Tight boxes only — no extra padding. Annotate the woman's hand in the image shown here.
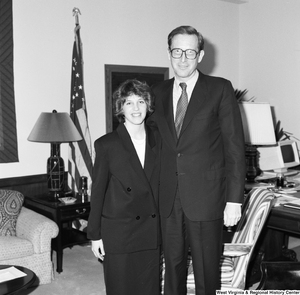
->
[91,239,105,261]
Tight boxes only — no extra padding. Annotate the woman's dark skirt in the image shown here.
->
[103,247,161,295]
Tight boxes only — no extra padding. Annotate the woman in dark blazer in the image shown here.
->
[87,79,161,295]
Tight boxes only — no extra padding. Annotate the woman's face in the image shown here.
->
[122,94,147,126]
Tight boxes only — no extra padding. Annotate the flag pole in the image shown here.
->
[72,8,81,58]
[72,7,81,25]
[69,7,93,198]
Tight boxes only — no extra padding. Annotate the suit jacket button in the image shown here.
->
[127,187,132,192]
[152,214,156,218]
[136,216,140,220]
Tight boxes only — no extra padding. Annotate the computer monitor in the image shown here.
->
[257,140,300,175]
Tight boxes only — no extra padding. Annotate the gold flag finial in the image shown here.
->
[72,8,81,25]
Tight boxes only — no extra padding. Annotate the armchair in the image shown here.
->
[185,188,275,293]
[0,190,59,284]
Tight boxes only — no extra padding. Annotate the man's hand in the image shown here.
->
[223,203,241,227]
[91,239,105,261]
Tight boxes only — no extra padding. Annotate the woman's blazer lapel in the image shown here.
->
[116,124,157,192]
[144,125,158,184]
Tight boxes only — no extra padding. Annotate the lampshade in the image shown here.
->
[28,110,82,143]
[239,102,276,145]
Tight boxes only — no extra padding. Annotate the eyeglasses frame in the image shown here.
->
[169,48,200,60]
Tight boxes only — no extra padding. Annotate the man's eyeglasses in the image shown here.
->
[170,48,199,60]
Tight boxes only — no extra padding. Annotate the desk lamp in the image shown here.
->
[28,110,82,200]
[239,102,277,182]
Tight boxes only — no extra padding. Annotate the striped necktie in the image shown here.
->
[175,82,188,137]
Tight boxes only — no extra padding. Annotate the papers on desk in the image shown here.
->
[251,174,300,195]
[273,189,300,208]
[0,266,27,283]
[245,181,274,191]
[273,194,298,207]
[256,170,300,180]
[283,176,300,193]
[283,199,300,210]
[249,173,300,207]
[256,172,277,181]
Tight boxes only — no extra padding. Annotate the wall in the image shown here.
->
[0,0,239,178]
[239,0,300,141]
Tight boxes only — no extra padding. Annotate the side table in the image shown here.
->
[0,265,36,294]
[24,194,90,273]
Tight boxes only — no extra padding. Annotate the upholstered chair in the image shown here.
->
[0,190,59,284]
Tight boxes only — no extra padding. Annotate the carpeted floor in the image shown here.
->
[17,242,300,294]
[19,244,106,295]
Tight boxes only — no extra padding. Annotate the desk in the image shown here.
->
[260,203,300,261]
[268,205,300,236]
[246,193,300,286]
[24,195,90,273]
[247,178,300,247]
[248,191,300,274]
[0,265,36,295]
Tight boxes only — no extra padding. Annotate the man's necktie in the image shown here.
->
[175,82,188,137]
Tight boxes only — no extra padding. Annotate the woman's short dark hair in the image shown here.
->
[113,79,154,123]
[168,25,205,52]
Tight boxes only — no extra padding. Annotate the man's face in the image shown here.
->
[168,34,204,82]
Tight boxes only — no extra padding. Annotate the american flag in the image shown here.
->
[68,24,93,197]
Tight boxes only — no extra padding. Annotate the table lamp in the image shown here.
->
[28,110,82,200]
[239,102,277,182]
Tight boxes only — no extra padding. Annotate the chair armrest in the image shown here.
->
[16,207,59,254]
[223,243,252,257]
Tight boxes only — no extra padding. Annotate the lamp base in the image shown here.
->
[245,145,262,182]
[48,191,65,202]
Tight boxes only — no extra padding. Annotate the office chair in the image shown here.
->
[185,188,275,293]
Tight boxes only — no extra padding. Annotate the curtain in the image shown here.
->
[0,0,18,163]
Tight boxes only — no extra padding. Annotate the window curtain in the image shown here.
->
[0,0,18,163]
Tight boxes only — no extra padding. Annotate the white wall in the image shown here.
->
[239,0,300,141]
[0,0,239,178]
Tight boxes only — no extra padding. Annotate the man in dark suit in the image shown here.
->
[148,26,246,294]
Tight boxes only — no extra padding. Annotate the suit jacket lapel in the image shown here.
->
[144,125,157,183]
[159,73,209,143]
[161,79,178,143]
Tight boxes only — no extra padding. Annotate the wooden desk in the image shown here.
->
[268,205,300,236]
[246,195,300,286]
[260,204,300,261]
[246,182,300,257]
[24,195,90,273]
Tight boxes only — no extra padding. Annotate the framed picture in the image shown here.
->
[105,64,169,132]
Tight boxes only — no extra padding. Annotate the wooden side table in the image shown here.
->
[24,194,90,273]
